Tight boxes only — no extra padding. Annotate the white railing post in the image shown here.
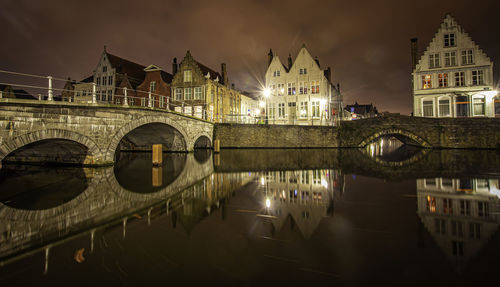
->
[182,102,185,114]
[123,87,128,106]
[92,83,97,104]
[148,90,152,108]
[166,96,170,110]
[47,76,53,101]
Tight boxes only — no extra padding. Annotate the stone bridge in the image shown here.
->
[0,99,213,166]
[215,114,500,149]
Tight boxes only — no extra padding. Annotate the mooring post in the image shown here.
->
[152,144,163,166]
[214,139,220,153]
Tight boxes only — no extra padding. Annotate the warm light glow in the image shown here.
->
[255,108,261,115]
[261,177,265,185]
[321,179,328,188]
[477,90,498,97]
[259,101,265,108]
[263,88,271,98]
[280,88,284,93]
[265,198,271,208]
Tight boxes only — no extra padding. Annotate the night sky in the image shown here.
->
[1,0,499,115]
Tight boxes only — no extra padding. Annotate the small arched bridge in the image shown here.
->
[0,99,213,166]
[214,114,500,149]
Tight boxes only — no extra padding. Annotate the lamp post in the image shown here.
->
[263,88,271,124]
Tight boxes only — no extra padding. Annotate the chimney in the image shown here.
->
[172,58,178,74]
[268,49,273,67]
[325,67,331,82]
[314,56,320,67]
[411,38,418,71]
[287,54,292,70]
[221,63,228,86]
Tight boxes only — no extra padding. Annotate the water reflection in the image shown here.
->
[257,170,344,239]
[365,136,423,164]
[417,177,500,269]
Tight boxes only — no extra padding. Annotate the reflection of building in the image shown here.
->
[264,45,343,125]
[412,14,498,118]
[417,178,500,268]
[257,169,345,239]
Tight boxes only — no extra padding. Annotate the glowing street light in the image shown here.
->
[262,88,271,124]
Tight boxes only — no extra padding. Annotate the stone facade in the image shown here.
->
[0,99,214,166]
[170,50,249,122]
[264,45,343,125]
[412,14,498,118]
[215,114,500,149]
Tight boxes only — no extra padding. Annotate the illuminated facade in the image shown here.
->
[412,14,498,118]
[416,177,500,267]
[264,45,343,125]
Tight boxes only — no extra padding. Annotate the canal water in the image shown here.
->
[1,138,500,286]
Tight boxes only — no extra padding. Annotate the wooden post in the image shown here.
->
[152,144,163,166]
[152,166,162,187]
[214,139,220,153]
[214,153,220,166]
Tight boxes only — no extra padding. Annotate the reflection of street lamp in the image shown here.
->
[263,88,271,124]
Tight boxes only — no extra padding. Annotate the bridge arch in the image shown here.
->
[0,129,103,165]
[193,134,212,149]
[358,129,431,148]
[106,116,190,162]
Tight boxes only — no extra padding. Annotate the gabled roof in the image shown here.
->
[195,60,223,84]
[104,51,146,87]
[143,64,174,84]
[80,75,94,83]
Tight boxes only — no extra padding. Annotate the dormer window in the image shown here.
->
[150,81,156,92]
[299,68,307,75]
[273,71,280,77]
[184,70,192,82]
[444,33,455,47]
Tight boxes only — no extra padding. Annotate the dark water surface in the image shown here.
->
[1,142,500,286]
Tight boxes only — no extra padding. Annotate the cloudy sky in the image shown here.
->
[1,0,499,114]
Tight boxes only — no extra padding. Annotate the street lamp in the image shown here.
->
[263,88,271,124]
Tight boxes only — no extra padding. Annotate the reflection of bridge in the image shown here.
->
[0,153,214,264]
[0,99,213,166]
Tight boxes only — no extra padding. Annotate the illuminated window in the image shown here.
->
[423,100,433,117]
[473,96,485,116]
[184,87,192,100]
[184,70,192,82]
[311,81,320,94]
[287,82,296,95]
[175,88,182,100]
[312,101,320,117]
[444,51,456,66]
[429,53,440,68]
[422,74,432,89]
[444,33,455,47]
[462,49,474,65]
[438,73,448,87]
[300,101,308,117]
[472,70,484,85]
[454,72,465,86]
[150,81,156,92]
[194,87,202,100]
[438,99,450,117]
[299,81,308,94]
[426,196,436,213]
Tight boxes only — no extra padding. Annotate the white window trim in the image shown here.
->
[422,98,435,117]
[437,96,452,117]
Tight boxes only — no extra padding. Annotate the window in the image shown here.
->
[150,81,156,92]
[159,96,165,108]
[102,76,106,86]
[429,53,440,68]
[444,51,456,66]
[438,99,450,117]
[312,101,320,117]
[422,74,432,89]
[300,101,308,117]
[107,90,112,101]
[469,223,481,239]
[311,81,320,94]
[460,200,471,216]
[462,49,473,65]
[472,70,484,85]
[184,70,192,82]
[443,198,453,214]
[495,96,500,117]
[141,98,146,106]
[103,66,107,72]
[299,68,307,75]
[444,33,455,47]
[455,72,465,87]
[451,221,464,237]
[426,196,436,212]
[478,202,489,217]
[438,73,448,87]
[435,219,447,235]
[175,88,182,100]
[194,87,202,100]
[423,100,434,117]
[273,70,280,77]
[278,103,285,118]
[267,103,276,119]
[287,82,296,95]
[473,96,485,116]
[96,77,101,85]
[299,81,308,94]
[184,87,192,100]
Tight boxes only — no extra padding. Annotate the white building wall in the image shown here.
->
[412,14,497,118]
